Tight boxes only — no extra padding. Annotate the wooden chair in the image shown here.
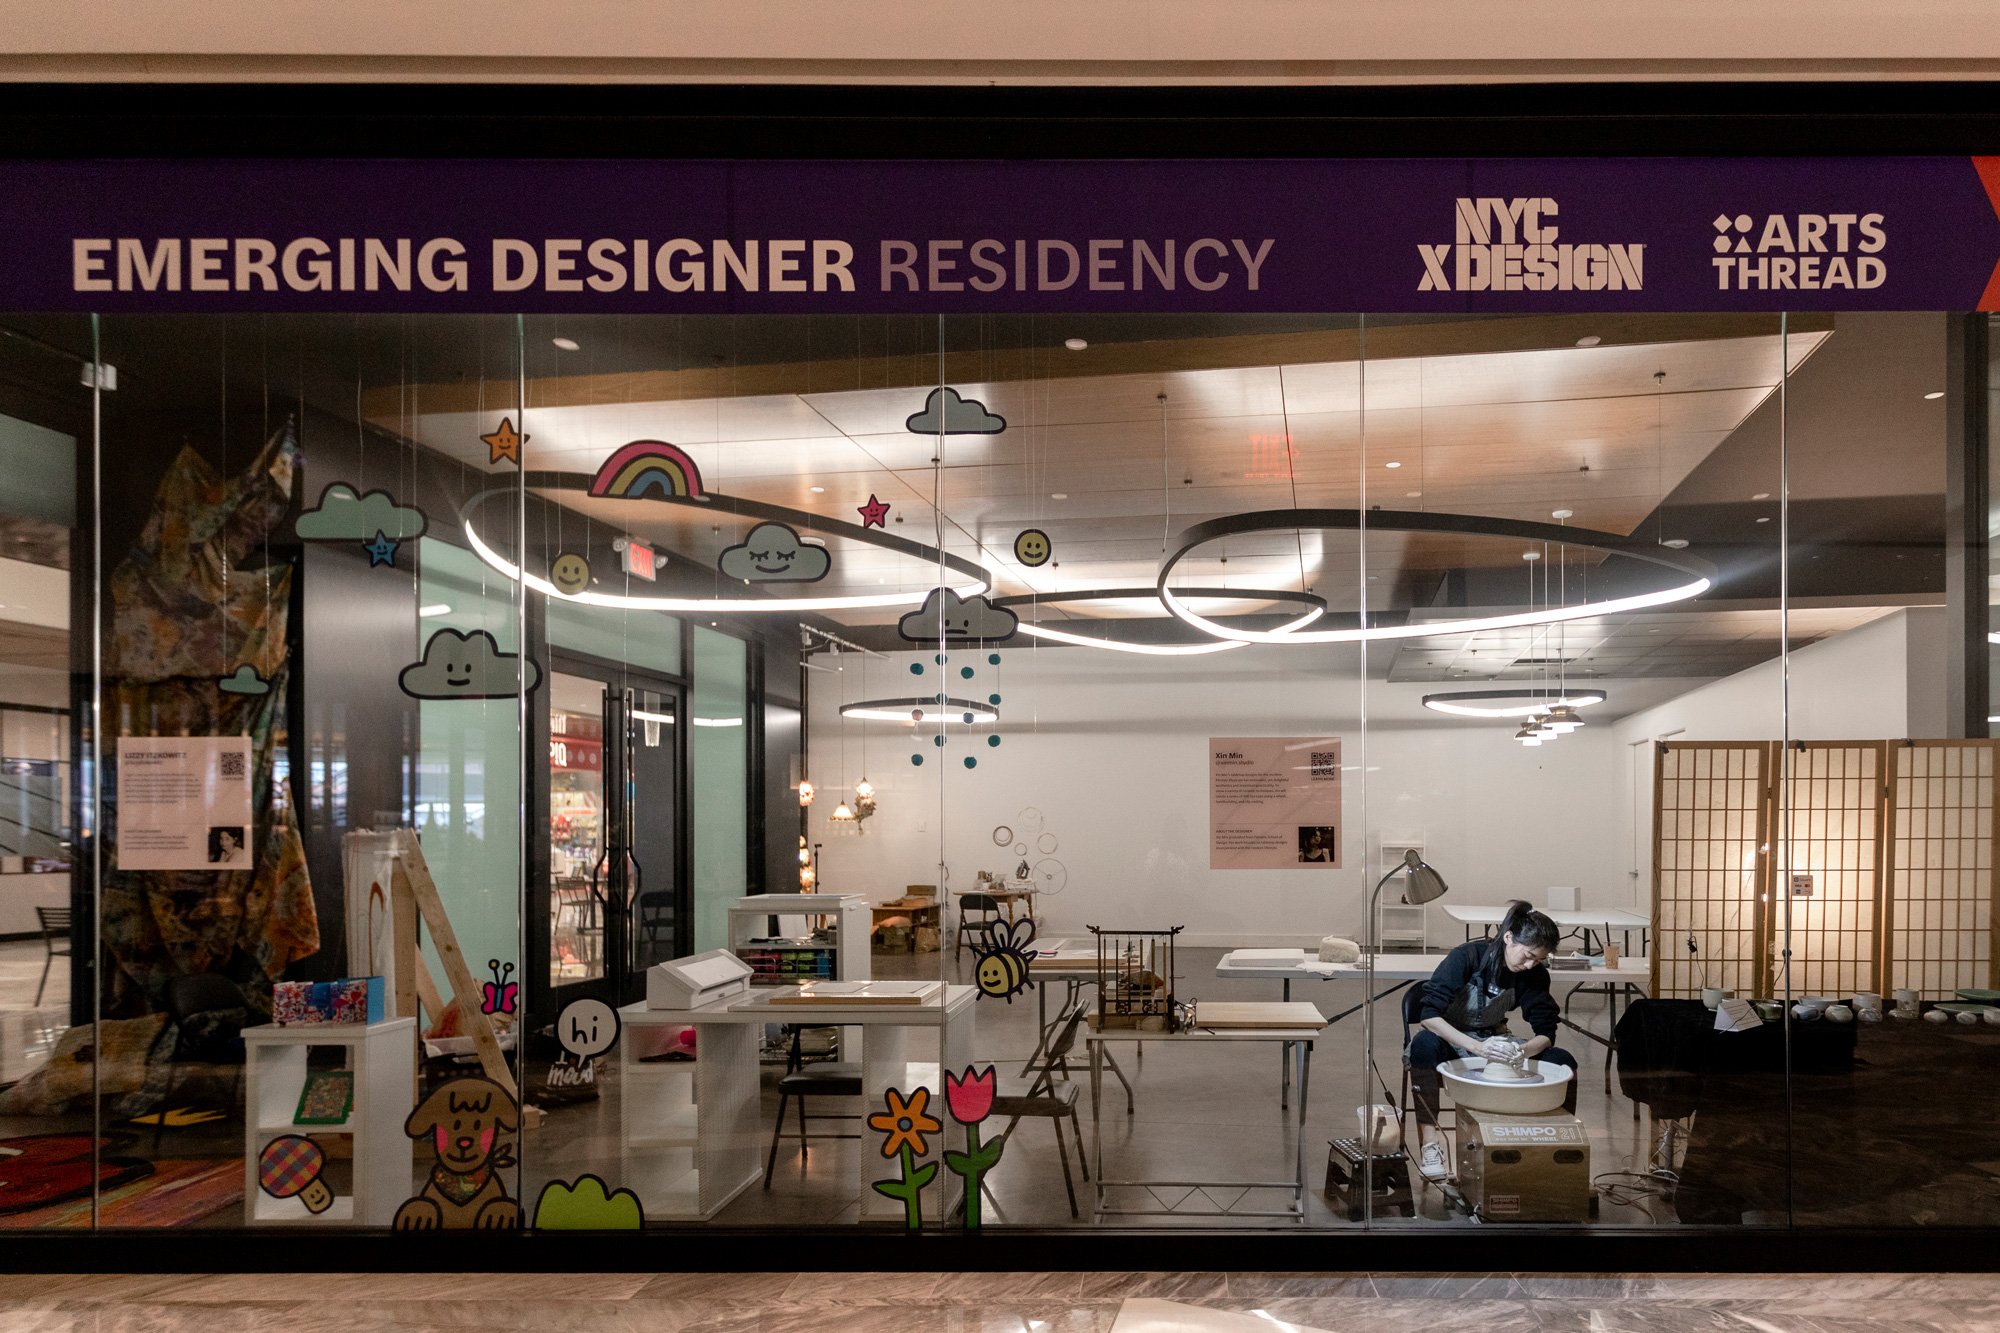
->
[954,892,1002,964]
[34,905,70,1007]
[989,1002,1092,1217]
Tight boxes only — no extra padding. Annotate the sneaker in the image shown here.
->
[1418,1141,1450,1182]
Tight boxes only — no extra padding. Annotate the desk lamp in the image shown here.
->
[1362,848,1448,1206]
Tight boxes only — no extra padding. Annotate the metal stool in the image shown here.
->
[1324,1137,1415,1221]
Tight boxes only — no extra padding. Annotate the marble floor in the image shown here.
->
[2,1270,1999,1333]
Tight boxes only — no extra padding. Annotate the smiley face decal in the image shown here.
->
[549,552,592,596]
[1013,528,1053,568]
[399,628,543,700]
[716,522,831,583]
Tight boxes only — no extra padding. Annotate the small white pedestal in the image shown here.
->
[242,1017,416,1227]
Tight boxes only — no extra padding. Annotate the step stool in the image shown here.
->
[1324,1136,1415,1221]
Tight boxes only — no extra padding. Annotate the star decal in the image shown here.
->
[857,493,891,529]
[363,530,399,567]
[481,416,526,466]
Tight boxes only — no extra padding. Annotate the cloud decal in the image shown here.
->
[897,588,1019,644]
[716,522,831,583]
[296,483,428,542]
[218,665,272,696]
[905,387,1006,436]
[399,628,542,700]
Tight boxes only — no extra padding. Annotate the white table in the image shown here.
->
[1087,1002,1326,1223]
[1216,950,1653,1052]
[1444,904,1653,954]
[620,984,976,1221]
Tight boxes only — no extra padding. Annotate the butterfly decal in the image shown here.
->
[481,959,518,1016]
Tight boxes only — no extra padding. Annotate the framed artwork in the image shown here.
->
[294,1069,355,1125]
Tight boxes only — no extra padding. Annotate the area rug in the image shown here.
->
[0,1148,240,1228]
[0,1133,152,1216]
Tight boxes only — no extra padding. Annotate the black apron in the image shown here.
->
[1442,954,1515,1038]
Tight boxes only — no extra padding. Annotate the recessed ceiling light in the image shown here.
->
[1384,461,1402,469]
[1924,391,1945,400]
[809,485,825,494]
[1063,338,1088,352]
[1752,492,1771,500]
[551,336,580,351]
[1404,491,1422,498]
[1575,335,1602,347]
[1051,492,1068,500]
[1756,516,1771,524]
[1521,550,1542,562]
[1551,509,1573,520]
[1661,538,1690,549]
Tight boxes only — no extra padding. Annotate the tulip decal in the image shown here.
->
[868,1086,941,1229]
[941,1065,1006,1230]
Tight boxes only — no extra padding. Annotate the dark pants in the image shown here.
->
[1406,1031,1579,1123]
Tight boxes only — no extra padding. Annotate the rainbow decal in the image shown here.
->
[588,440,707,501]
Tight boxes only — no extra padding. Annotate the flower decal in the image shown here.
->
[944,1066,996,1126]
[867,1086,942,1160]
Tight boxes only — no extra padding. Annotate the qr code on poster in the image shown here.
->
[1310,750,1339,777]
[219,750,247,778]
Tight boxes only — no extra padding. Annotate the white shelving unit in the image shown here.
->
[726,893,870,986]
[619,1010,759,1220]
[242,1017,416,1227]
[1375,840,1431,952]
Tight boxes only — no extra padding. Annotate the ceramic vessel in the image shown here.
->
[1438,1057,1572,1114]
[1924,1008,1950,1023]
[1826,1004,1855,1023]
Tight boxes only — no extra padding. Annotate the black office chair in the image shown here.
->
[154,973,251,1153]
[34,905,70,1007]
[762,1027,863,1187]
[989,1001,1093,1218]
[954,893,1002,965]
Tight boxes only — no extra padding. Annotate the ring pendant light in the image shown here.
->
[460,474,996,614]
[841,697,1000,724]
[1420,688,1609,718]
[1155,508,1714,646]
[991,586,1329,656]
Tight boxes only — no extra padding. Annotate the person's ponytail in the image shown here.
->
[1500,899,1560,954]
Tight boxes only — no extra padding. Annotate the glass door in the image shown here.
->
[544,661,684,1016]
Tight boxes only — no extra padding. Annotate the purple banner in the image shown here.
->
[0,157,1996,313]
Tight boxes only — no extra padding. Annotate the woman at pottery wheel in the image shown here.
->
[1407,900,1577,1182]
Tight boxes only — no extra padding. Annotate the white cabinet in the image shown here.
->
[242,1017,416,1227]
[617,1009,760,1220]
[726,893,870,987]
[1375,840,1430,952]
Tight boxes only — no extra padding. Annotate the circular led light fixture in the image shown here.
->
[461,474,996,613]
[841,696,999,725]
[1422,689,1608,719]
[1157,509,1713,646]
[991,586,1327,656]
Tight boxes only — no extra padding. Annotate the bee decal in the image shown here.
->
[972,919,1038,1003]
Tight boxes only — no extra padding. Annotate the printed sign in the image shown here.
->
[2,158,1997,313]
[115,736,254,871]
[1208,736,1343,871]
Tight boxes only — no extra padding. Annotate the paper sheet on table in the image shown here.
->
[1714,997,1763,1031]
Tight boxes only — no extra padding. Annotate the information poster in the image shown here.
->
[116,736,254,871]
[1209,736,1343,870]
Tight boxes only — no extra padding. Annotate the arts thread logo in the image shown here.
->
[1417,197,1644,293]
[1709,212,1886,291]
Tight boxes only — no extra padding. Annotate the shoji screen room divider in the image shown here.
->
[1652,739,1999,1000]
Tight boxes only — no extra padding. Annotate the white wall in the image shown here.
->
[1611,607,1941,746]
[808,645,1628,947]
